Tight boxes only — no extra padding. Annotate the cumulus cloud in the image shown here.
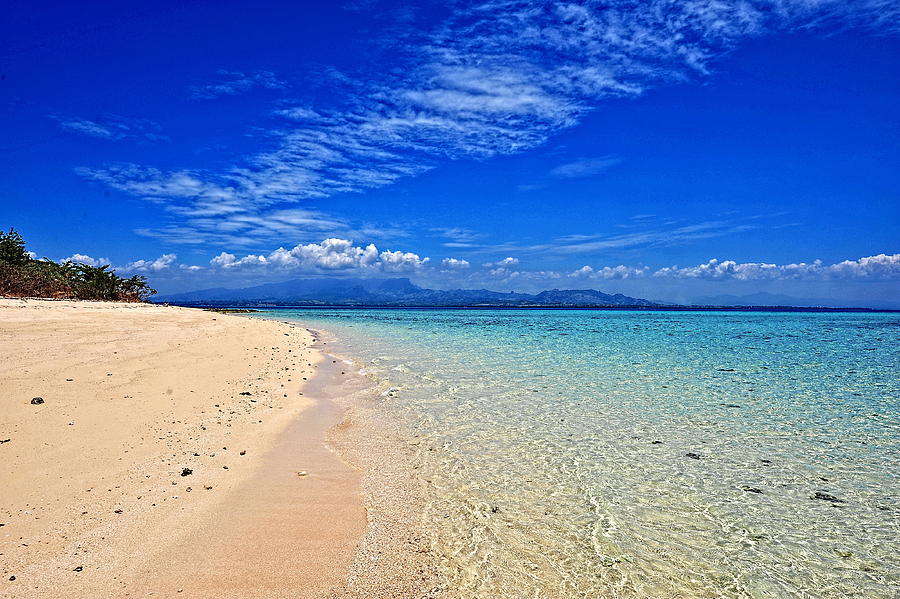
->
[570,264,649,279]
[442,257,471,269]
[654,254,900,280]
[59,252,186,273]
[483,257,520,268]
[124,254,178,272]
[209,238,428,273]
[61,253,111,267]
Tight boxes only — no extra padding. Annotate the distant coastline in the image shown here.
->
[166,302,900,313]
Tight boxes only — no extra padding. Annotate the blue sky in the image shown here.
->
[2,0,899,306]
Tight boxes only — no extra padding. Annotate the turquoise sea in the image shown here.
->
[259,309,899,598]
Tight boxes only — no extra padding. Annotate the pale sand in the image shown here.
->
[0,299,366,598]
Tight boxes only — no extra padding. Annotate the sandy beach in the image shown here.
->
[0,299,368,598]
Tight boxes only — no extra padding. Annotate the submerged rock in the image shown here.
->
[742,486,763,494]
[812,491,844,503]
[685,452,701,460]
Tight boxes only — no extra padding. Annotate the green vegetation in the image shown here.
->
[0,228,156,302]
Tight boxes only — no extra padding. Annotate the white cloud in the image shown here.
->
[483,257,520,268]
[550,156,621,179]
[190,70,285,100]
[51,114,166,142]
[123,254,178,272]
[571,264,649,279]
[828,253,900,278]
[274,106,323,121]
[77,2,900,246]
[61,253,111,267]
[59,253,186,273]
[654,254,900,280]
[209,238,428,273]
[442,257,471,269]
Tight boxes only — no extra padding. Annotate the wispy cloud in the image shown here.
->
[550,156,621,178]
[51,114,167,142]
[190,69,286,100]
[78,1,900,245]
[548,220,757,253]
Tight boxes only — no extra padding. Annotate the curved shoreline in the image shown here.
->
[0,299,370,598]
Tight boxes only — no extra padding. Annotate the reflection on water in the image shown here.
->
[260,309,900,598]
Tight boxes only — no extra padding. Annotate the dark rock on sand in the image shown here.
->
[180,468,193,477]
[0,439,10,444]
[73,566,83,572]
[812,491,844,503]
[239,391,252,396]
[30,397,44,405]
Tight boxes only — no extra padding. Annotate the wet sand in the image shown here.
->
[0,299,368,598]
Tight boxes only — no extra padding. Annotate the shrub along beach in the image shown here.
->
[0,229,155,302]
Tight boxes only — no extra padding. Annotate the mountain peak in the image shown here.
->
[155,277,658,307]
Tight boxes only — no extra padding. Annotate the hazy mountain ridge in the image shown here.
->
[154,277,661,307]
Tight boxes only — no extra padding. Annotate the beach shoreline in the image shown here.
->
[0,298,378,598]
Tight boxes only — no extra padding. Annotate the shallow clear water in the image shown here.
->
[258,309,899,598]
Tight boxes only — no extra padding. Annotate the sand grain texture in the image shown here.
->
[0,299,365,598]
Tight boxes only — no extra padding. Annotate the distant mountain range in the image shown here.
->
[154,277,661,307]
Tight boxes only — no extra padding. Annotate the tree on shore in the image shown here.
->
[0,228,157,302]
